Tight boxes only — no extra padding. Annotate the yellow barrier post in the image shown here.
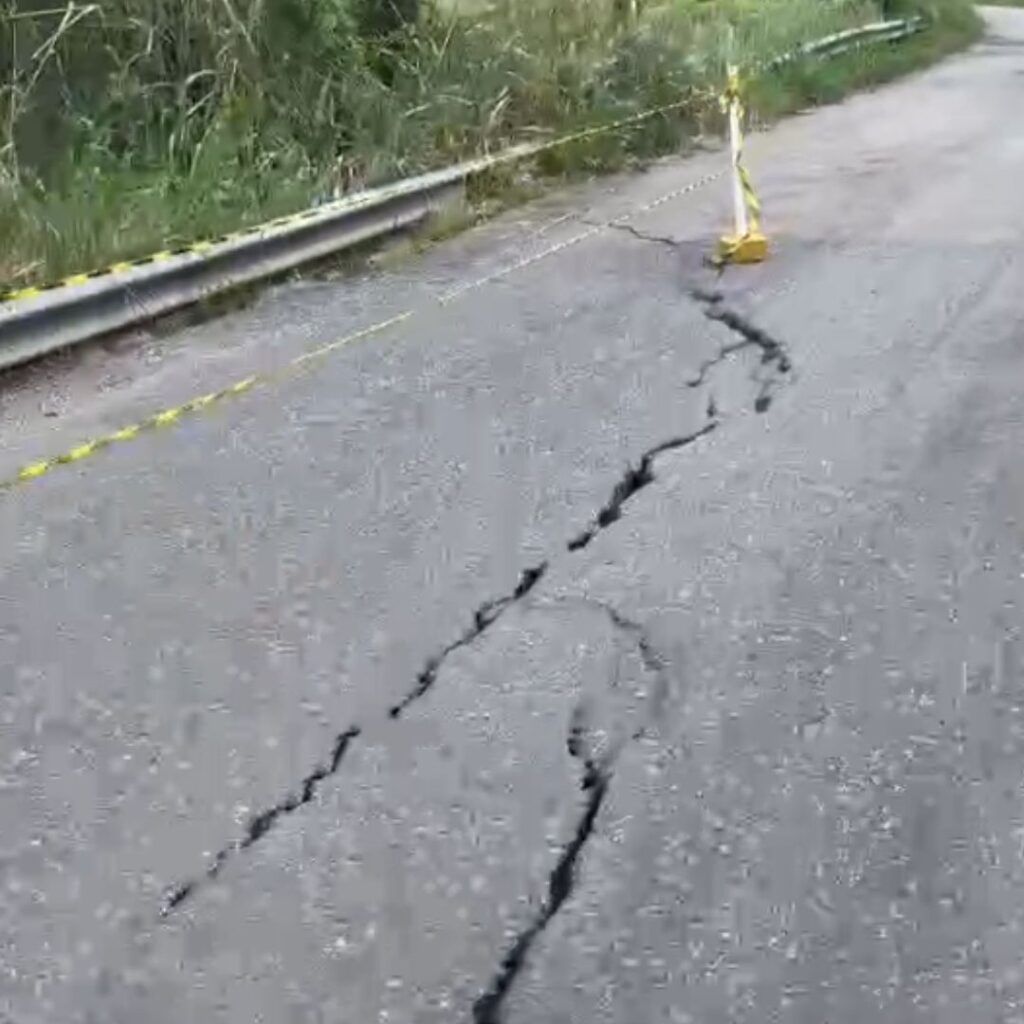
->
[717,66,768,265]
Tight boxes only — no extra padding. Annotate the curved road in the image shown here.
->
[3,8,1024,1021]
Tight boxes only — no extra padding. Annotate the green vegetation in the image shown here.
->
[747,0,981,121]
[0,0,980,291]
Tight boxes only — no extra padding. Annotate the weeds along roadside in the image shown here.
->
[0,0,981,291]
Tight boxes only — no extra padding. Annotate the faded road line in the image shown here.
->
[2,170,722,495]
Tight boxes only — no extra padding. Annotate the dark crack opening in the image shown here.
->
[473,601,667,1023]
[161,239,793,922]
[604,605,668,681]
[472,774,608,1024]
[608,219,794,415]
[689,287,792,414]
[159,725,361,917]
[567,705,602,793]
[567,421,718,552]
[389,561,548,719]
[607,222,683,250]
[474,706,612,1024]
[162,563,549,917]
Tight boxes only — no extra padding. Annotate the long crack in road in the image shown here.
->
[160,280,787,920]
[3,8,1024,1023]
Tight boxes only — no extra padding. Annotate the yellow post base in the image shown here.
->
[716,231,769,265]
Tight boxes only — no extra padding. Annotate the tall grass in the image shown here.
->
[0,0,976,289]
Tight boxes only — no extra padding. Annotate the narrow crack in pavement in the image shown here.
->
[160,725,361,917]
[389,562,549,719]
[471,775,608,1024]
[473,605,667,1024]
[608,220,793,413]
[159,565,549,917]
[567,421,718,552]
[603,605,669,682]
[467,271,796,1015]
[689,287,792,413]
[605,222,683,250]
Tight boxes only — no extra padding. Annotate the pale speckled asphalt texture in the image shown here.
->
[3,9,1024,1021]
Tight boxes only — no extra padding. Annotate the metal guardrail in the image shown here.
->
[0,18,924,373]
[0,147,546,372]
[765,17,924,70]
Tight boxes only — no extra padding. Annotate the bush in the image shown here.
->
[357,0,421,39]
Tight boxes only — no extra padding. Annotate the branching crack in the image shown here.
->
[689,287,792,414]
[160,250,793,924]
[600,219,794,414]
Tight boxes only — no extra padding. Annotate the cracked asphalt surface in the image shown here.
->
[3,7,1024,1020]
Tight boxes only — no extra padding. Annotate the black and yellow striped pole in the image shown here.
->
[716,66,769,265]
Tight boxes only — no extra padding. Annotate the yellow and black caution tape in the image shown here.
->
[737,164,762,234]
[11,375,262,482]
[2,21,917,305]
[711,68,768,267]
[0,99,702,309]
[0,210,339,307]
[727,71,763,238]
[1,170,721,493]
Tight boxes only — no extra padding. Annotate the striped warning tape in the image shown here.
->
[0,17,929,492]
[11,376,262,482]
[0,98,703,309]
[1,169,722,493]
[728,72,763,237]
[0,209,362,306]
[0,19,924,307]
[712,68,767,267]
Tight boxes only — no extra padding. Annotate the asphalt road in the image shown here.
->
[3,8,1024,1021]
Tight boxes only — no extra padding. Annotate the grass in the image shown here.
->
[747,0,982,120]
[0,0,981,291]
